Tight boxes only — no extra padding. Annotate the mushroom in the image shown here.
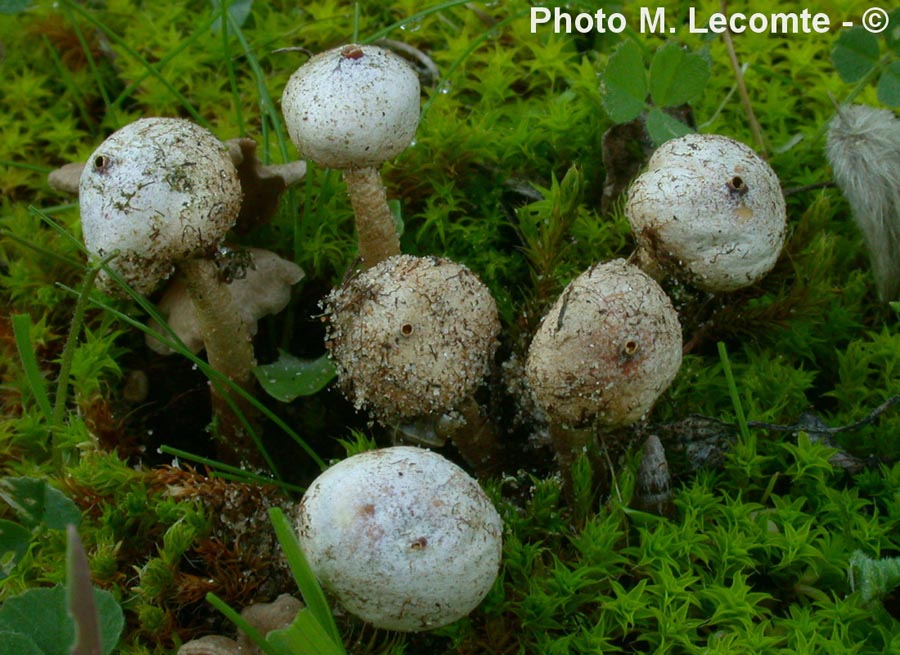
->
[281,44,420,268]
[78,117,266,464]
[295,446,503,632]
[625,133,787,292]
[525,259,682,483]
[324,254,503,472]
[146,247,304,355]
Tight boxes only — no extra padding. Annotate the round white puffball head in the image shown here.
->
[325,254,500,423]
[295,446,503,632]
[79,117,241,296]
[626,133,786,292]
[525,259,682,428]
[281,44,420,169]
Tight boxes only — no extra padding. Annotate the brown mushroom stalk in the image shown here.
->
[343,166,401,265]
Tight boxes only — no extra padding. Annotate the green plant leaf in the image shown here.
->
[210,0,253,35]
[0,520,31,581]
[253,352,336,403]
[0,478,81,530]
[268,508,344,649]
[649,43,710,108]
[603,40,648,123]
[877,60,900,106]
[0,587,122,655]
[0,0,30,14]
[267,608,346,655]
[832,27,880,82]
[0,632,44,655]
[11,314,52,422]
[887,8,900,53]
[645,108,693,146]
[0,588,73,655]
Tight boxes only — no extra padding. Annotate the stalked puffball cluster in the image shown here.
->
[525,259,682,428]
[626,133,787,292]
[324,254,500,424]
[79,117,242,296]
[295,446,503,632]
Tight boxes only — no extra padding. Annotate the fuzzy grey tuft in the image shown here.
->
[826,104,900,301]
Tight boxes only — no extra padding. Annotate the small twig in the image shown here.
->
[747,396,900,435]
[720,1,768,156]
[375,38,440,85]
[783,181,835,197]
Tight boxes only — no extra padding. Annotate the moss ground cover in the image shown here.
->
[1,0,899,653]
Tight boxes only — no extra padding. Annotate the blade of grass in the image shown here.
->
[362,0,473,43]
[56,283,325,471]
[159,445,305,493]
[42,35,94,129]
[56,280,282,475]
[269,507,343,647]
[717,341,752,443]
[109,11,222,116]
[51,253,117,431]
[60,1,115,120]
[219,0,245,135]
[0,229,85,270]
[11,313,53,423]
[419,10,528,120]
[224,9,290,162]
[206,593,286,655]
[32,205,327,471]
[61,0,209,127]
[267,609,346,655]
[0,160,54,174]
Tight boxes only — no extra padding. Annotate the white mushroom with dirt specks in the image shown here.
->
[525,259,682,429]
[79,117,291,465]
[625,133,787,292]
[282,44,420,268]
[325,253,500,424]
[295,446,503,632]
[79,117,242,297]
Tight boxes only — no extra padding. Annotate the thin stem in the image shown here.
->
[51,253,117,468]
[179,258,263,468]
[343,167,401,268]
[720,1,767,156]
[450,396,505,477]
[549,423,599,503]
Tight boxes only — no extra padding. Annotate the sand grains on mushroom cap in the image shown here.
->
[79,117,241,295]
[626,133,786,292]
[525,259,682,428]
[324,254,500,422]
